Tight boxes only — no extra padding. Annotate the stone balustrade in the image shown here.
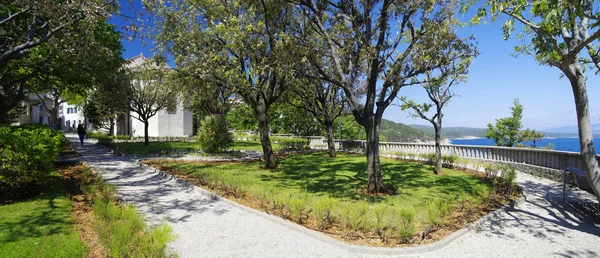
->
[308,137,594,182]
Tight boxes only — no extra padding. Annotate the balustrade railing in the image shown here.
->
[309,138,593,172]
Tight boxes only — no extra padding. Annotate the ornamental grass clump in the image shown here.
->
[425,199,450,229]
[312,197,339,230]
[396,207,417,243]
[288,194,310,224]
[338,202,369,233]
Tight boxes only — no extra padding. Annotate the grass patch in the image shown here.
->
[104,140,279,154]
[0,177,87,258]
[145,152,512,247]
[77,166,176,257]
[230,141,280,151]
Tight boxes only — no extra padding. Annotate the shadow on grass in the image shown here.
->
[0,184,74,245]
[255,152,485,202]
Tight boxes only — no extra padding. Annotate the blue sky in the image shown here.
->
[109,3,600,130]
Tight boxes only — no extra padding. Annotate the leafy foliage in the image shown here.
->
[0,125,64,191]
[197,115,233,154]
[485,99,523,147]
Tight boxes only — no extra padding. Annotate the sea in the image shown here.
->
[449,138,600,153]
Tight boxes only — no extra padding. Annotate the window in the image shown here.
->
[66,120,70,128]
[67,108,73,114]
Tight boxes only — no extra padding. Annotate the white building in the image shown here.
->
[60,103,85,131]
[115,54,193,137]
[12,93,52,126]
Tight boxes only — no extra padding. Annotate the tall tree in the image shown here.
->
[0,1,120,120]
[485,99,523,147]
[84,70,130,134]
[28,21,124,127]
[289,78,344,157]
[401,43,477,174]
[296,0,477,193]
[465,0,600,201]
[143,0,298,169]
[128,59,177,146]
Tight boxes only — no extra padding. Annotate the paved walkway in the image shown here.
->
[68,134,600,258]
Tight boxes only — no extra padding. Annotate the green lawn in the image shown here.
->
[230,141,279,151]
[156,152,493,237]
[106,140,276,154]
[0,183,87,258]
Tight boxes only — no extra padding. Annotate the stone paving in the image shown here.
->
[68,134,600,258]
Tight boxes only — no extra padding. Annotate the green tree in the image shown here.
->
[227,103,257,131]
[401,38,477,175]
[0,1,120,120]
[28,21,124,127]
[296,0,477,193]
[464,0,600,202]
[128,59,177,146]
[143,0,298,169]
[288,77,344,157]
[84,69,130,134]
[485,99,523,147]
[518,129,545,148]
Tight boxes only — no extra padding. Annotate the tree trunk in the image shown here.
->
[50,98,60,126]
[365,118,386,194]
[256,103,277,169]
[568,68,600,202]
[109,119,115,136]
[326,121,336,158]
[433,123,442,175]
[144,119,149,146]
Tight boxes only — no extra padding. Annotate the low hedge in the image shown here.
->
[0,125,65,190]
[271,137,309,150]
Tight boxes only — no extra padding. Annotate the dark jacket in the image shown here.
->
[77,125,86,135]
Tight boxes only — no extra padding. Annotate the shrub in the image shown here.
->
[196,115,233,154]
[312,197,339,230]
[421,153,436,164]
[272,137,309,151]
[441,155,458,168]
[0,125,64,191]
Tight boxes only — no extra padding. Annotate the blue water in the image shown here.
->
[450,138,600,153]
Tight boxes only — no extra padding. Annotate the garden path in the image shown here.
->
[67,134,600,258]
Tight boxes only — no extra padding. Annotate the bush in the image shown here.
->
[441,155,458,168]
[0,125,64,191]
[272,137,309,151]
[196,115,233,154]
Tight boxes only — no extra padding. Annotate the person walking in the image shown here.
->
[77,124,86,147]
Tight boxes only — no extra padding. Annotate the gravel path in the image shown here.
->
[68,134,600,258]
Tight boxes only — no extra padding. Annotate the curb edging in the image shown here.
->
[139,163,526,256]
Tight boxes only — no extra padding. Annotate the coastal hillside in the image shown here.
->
[409,125,583,139]
[381,120,434,142]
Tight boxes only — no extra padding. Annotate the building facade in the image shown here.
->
[116,54,193,137]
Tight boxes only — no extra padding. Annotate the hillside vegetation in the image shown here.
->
[380,120,434,142]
